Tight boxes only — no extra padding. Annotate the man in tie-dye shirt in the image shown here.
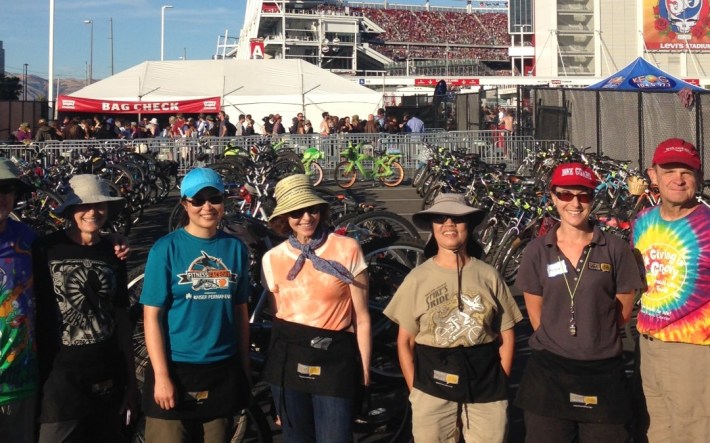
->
[632,138,709,443]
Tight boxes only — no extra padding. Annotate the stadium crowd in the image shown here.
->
[354,8,509,46]
[377,45,507,62]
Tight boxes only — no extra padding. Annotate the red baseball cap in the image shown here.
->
[550,162,598,190]
[652,138,701,170]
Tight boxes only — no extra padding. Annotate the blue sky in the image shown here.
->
[3,0,247,81]
[3,0,474,82]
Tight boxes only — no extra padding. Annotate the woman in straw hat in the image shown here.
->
[514,162,643,442]
[261,174,370,442]
[383,193,522,442]
[32,174,136,442]
[139,168,251,442]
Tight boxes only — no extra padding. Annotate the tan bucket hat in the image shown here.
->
[269,174,327,220]
[412,193,485,230]
[413,193,486,259]
[54,174,126,218]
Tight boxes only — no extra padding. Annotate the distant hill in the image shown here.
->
[5,73,90,100]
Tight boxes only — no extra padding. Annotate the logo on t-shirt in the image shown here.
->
[178,251,238,291]
[642,243,686,300]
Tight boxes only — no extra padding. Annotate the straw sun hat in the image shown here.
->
[54,174,125,218]
[269,174,327,220]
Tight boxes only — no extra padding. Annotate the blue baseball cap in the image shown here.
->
[180,168,225,198]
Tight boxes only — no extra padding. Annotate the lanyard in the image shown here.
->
[558,246,593,336]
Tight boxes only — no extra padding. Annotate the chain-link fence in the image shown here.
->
[531,87,708,178]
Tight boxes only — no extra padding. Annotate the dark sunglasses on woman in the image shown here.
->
[186,195,225,207]
[288,205,320,218]
[553,191,593,204]
[431,214,467,224]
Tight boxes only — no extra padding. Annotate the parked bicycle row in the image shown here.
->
[6,144,179,236]
[412,141,710,287]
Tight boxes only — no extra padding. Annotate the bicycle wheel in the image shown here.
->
[379,161,404,187]
[335,161,357,189]
[421,185,440,210]
[306,161,324,187]
[492,234,532,286]
[167,201,186,231]
[340,210,420,240]
[368,258,410,380]
[411,164,429,189]
[268,159,305,181]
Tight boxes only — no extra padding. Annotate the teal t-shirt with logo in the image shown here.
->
[141,228,249,363]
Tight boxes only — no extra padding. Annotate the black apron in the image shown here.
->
[262,318,360,399]
[515,350,632,423]
[413,341,507,404]
[143,355,250,420]
[40,339,126,423]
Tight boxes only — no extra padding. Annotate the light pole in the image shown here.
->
[23,64,28,101]
[161,5,173,61]
[84,19,93,84]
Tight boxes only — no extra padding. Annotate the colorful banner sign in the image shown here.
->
[414,78,479,86]
[57,96,221,114]
[643,0,710,51]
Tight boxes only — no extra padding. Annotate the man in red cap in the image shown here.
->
[632,138,708,442]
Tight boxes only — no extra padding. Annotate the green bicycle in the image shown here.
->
[334,141,405,189]
[273,139,325,186]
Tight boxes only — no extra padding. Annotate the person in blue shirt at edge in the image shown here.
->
[140,168,251,443]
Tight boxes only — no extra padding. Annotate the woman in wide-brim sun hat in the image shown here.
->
[384,192,522,442]
[139,167,252,442]
[261,174,370,442]
[32,174,135,442]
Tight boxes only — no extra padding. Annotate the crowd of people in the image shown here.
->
[377,45,508,63]
[0,134,706,442]
[9,107,430,144]
[354,8,510,47]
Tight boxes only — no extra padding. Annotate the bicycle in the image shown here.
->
[334,141,405,189]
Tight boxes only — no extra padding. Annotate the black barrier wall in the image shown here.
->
[531,87,708,178]
[0,100,50,141]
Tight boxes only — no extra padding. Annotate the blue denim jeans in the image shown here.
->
[271,385,353,443]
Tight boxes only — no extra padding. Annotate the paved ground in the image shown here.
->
[127,180,639,442]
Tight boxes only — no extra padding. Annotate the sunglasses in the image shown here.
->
[431,214,467,224]
[553,191,593,204]
[186,195,225,207]
[288,205,321,218]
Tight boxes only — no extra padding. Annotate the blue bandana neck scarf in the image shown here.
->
[287,228,355,285]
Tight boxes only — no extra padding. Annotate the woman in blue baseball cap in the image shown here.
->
[140,168,251,442]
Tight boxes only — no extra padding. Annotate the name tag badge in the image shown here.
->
[547,260,568,277]
[297,363,322,378]
[588,262,612,272]
[433,369,459,386]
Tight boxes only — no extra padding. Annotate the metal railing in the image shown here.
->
[1,132,568,177]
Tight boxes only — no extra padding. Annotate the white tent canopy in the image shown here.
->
[67,59,384,124]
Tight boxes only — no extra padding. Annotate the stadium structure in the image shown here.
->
[219,0,710,90]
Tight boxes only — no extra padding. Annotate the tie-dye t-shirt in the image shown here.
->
[633,205,710,344]
[262,233,367,331]
[0,220,37,405]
